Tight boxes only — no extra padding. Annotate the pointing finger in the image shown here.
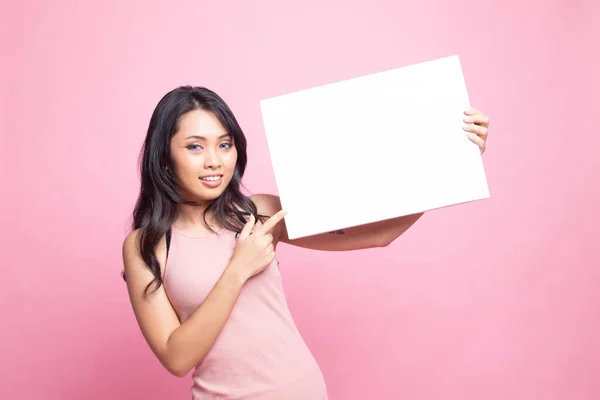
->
[257,209,288,235]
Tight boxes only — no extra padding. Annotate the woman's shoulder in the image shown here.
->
[122,228,168,274]
[122,228,141,257]
[122,228,166,260]
[249,193,282,217]
[122,229,146,273]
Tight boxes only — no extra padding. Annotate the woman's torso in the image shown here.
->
[163,227,328,399]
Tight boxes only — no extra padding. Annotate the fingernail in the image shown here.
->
[463,117,472,123]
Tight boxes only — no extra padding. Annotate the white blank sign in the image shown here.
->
[259,55,489,240]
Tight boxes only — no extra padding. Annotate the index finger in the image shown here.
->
[256,209,288,235]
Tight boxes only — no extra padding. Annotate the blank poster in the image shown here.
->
[259,55,490,240]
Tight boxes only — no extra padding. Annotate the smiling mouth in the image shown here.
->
[199,175,222,182]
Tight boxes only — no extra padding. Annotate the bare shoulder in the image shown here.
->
[122,228,141,264]
[250,193,283,216]
[122,228,168,280]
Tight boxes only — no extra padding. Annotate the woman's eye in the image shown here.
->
[187,144,202,151]
[220,142,233,149]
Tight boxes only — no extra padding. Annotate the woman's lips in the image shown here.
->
[199,175,223,188]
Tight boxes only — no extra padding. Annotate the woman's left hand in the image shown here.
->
[463,108,490,154]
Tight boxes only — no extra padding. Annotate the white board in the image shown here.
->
[259,55,489,240]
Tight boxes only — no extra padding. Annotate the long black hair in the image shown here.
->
[125,86,265,295]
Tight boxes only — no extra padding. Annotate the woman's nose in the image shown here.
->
[204,149,221,169]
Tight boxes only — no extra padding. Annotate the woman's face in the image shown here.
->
[169,109,238,203]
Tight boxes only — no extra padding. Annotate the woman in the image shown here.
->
[122,86,490,399]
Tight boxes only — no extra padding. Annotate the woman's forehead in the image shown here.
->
[176,109,227,138]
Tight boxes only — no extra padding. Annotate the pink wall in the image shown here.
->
[3,0,599,399]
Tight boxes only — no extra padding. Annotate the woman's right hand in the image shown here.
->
[228,209,288,282]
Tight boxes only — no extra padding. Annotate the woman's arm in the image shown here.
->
[122,230,246,377]
[252,194,423,251]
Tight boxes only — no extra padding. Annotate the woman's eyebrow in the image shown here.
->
[184,133,231,140]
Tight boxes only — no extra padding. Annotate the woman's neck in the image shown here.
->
[174,203,218,230]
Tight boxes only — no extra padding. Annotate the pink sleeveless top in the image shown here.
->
[163,227,328,399]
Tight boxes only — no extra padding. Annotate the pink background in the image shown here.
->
[2,0,599,399]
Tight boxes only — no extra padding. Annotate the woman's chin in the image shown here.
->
[196,187,228,202]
